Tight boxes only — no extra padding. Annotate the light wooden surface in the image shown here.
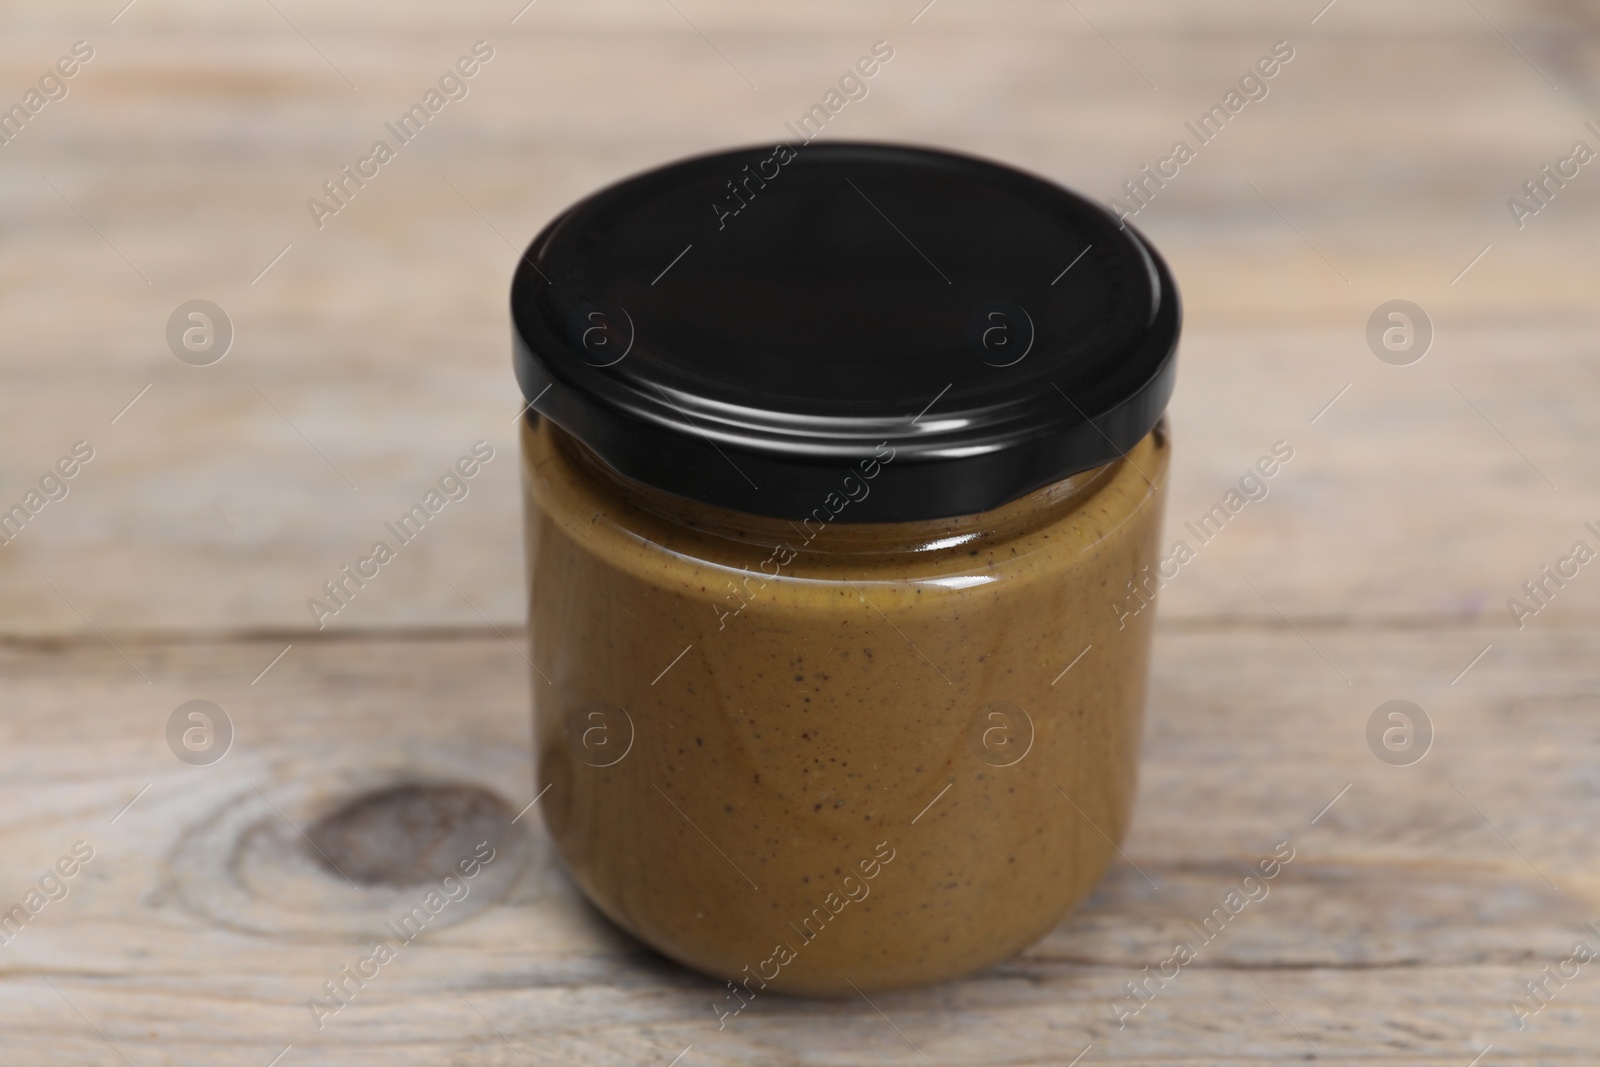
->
[2,0,1598,1063]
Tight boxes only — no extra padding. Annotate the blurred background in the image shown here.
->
[2,1,1598,1064]
[3,0,1597,633]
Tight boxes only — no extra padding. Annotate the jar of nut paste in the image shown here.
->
[512,143,1179,996]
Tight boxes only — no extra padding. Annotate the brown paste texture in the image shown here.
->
[524,417,1169,995]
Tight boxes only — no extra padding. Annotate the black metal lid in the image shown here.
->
[511,141,1180,523]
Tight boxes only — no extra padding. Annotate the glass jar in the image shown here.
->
[512,143,1180,996]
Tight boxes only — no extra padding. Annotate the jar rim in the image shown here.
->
[545,420,1135,561]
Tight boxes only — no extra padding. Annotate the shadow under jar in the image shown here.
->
[512,142,1180,996]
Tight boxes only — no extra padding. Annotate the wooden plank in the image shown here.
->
[1,5,1598,635]
[3,321,1598,635]
[0,626,1594,1064]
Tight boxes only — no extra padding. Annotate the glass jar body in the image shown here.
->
[523,417,1170,995]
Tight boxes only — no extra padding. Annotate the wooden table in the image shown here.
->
[2,0,1597,1063]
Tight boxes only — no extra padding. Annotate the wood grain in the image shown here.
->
[1,0,1597,1062]
[0,629,1596,1065]
[1,0,1598,634]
